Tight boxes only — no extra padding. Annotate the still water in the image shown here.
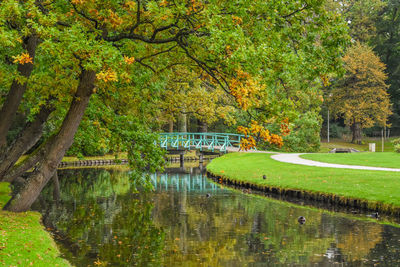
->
[33,164,400,266]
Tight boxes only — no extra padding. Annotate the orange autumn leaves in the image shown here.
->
[69,0,137,30]
[123,56,135,65]
[12,53,32,65]
[228,70,290,150]
[238,119,290,150]
[229,70,265,111]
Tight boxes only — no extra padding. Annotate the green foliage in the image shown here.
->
[326,0,386,42]
[329,122,351,139]
[281,111,321,152]
[392,138,400,153]
[0,0,349,186]
[372,0,400,127]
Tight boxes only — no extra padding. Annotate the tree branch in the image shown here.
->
[69,1,99,29]
[177,41,230,95]
[281,4,309,18]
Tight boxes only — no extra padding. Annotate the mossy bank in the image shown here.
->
[206,153,400,216]
[0,182,70,266]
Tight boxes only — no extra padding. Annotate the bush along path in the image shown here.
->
[206,153,400,217]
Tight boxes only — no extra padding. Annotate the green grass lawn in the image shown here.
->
[319,138,396,153]
[207,153,400,210]
[0,182,70,267]
[301,152,400,169]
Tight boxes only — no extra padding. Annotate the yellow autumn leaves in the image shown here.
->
[96,69,118,83]
[96,56,135,83]
[229,70,266,111]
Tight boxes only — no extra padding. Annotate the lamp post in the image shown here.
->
[327,108,330,143]
[327,93,332,143]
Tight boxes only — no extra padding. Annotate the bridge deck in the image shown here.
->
[159,132,244,153]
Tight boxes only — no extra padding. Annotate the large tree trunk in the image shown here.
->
[0,103,54,179]
[3,70,96,212]
[351,122,362,144]
[2,147,44,183]
[197,119,207,133]
[168,119,174,133]
[179,113,187,133]
[0,36,38,147]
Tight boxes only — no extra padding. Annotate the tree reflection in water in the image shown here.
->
[33,168,164,266]
[33,167,400,266]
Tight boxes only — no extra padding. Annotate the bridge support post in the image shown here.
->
[180,153,184,168]
[199,153,204,163]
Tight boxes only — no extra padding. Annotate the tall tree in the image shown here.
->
[373,0,400,127]
[1,0,348,211]
[0,1,40,147]
[157,66,236,132]
[325,0,385,42]
[330,42,391,144]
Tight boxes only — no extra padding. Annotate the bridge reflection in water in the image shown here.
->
[150,166,219,193]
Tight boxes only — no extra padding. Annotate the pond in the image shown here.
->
[33,163,400,266]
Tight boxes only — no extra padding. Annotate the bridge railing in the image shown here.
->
[158,132,244,153]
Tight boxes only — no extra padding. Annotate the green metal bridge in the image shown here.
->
[158,132,244,153]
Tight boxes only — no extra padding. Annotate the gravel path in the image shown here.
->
[271,153,400,172]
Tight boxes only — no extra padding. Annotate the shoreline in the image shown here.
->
[206,170,400,217]
[206,153,400,218]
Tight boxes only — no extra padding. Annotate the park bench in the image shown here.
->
[329,148,360,153]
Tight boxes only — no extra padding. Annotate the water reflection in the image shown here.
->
[33,169,164,267]
[33,166,400,266]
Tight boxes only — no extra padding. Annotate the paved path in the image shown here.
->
[271,153,400,172]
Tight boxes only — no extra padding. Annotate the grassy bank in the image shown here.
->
[301,152,400,169]
[0,182,70,266]
[206,153,400,213]
[62,153,128,162]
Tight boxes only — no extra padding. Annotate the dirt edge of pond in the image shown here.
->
[206,170,400,217]
[58,157,213,168]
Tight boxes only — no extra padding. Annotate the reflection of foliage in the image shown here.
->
[41,169,130,202]
[151,175,387,266]
[34,169,164,266]
[336,221,382,261]
[366,225,400,266]
[152,184,334,265]
[34,169,393,266]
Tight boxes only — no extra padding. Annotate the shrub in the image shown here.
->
[329,122,350,139]
[392,138,400,153]
[282,111,321,152]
